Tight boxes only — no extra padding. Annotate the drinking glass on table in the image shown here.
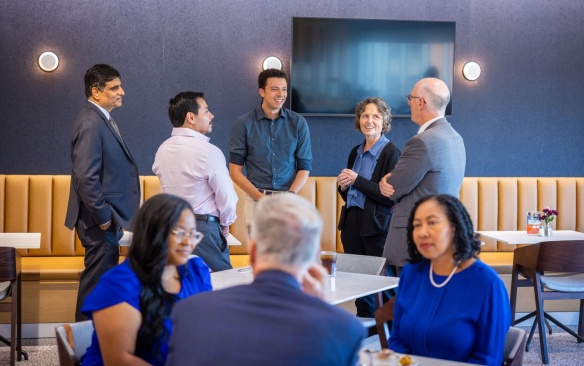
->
[320,251,337,277]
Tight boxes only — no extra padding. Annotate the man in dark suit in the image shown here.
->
[65,64,140,321]
[166,194,366,366]
[380,78,466,275]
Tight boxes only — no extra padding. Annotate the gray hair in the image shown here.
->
[251,194,322,269]
[419,78,450,115]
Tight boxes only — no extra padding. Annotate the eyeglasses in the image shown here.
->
[171,228,204,245]
[406,94,423,102]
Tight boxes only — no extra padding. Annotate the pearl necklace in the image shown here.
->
[429,262,459,288]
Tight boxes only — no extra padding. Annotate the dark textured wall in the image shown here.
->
[1,0,583,177]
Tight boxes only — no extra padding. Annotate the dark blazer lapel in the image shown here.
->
[85,101,137,165]
[110,127,137,166]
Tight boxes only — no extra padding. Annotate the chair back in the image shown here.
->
[0,247,18,282]
[502,326,527,366]
[336,253,386,276]
[374,296,396,349]
[536,240,584,273]
[0,248,17,302]
[55,321,94,366]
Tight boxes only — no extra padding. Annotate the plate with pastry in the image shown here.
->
[397,354,418,366]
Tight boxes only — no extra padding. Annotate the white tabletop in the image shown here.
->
[0,233,41,249]
[359,349,475,366]
[119,231,241,246]
[476,230,584,244]
[211,268,399,305]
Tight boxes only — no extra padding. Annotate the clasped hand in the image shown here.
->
[336,169,357,190]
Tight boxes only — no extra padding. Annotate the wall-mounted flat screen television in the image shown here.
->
[291,18,455,117]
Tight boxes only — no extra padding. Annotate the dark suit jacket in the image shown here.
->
[338,141,400,236]
[166,270,366,366]
[382,118,466,266]
[65,101,140,231]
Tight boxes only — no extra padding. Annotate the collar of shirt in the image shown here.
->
[356,134,389,157]
[170,127,210,142]
[87,100,110,121]
[347,134,390,209]
[254,105,288,122]
[417,115,443,134]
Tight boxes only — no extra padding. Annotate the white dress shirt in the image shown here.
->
[417,115,443,134]
[87,100,110,121]
[153,128,237,226]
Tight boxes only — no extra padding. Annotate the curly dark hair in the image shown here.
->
[407,194,481,264]
[354,97,392,134]
[128,194,193,359]
[258,68,287,89]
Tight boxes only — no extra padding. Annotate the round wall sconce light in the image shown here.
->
[262,56,282,71]
[462,61,481,81]
[38,51,59,72]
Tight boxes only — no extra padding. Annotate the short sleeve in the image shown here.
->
[81,260,141,318]
[179,257,213,298]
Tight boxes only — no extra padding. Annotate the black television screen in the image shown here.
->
[291,18,455,116]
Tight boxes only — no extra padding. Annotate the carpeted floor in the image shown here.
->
[1,326,583,365]
[520,325,584,365]
[0,338,59,366]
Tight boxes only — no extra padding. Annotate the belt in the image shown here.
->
[258,189,287,195]
[194,214,220,223]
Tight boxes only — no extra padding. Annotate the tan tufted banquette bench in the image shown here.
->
[1,175,583,323]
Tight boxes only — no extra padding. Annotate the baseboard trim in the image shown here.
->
[514,311,579,327]
[0,322,67,339]
[0,311,579,339]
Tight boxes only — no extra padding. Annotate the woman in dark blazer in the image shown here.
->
[337,97,400,317]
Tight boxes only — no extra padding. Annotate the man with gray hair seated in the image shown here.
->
[166,194,366,366]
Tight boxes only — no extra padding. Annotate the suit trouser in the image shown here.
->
[340,206,392,318]
[193,218,232,272]
[75,220,121,321]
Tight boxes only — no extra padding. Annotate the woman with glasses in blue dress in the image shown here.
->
[81,194,212,366]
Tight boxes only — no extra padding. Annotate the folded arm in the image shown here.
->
[380,137,431,201]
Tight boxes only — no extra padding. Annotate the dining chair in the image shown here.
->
[509,240,584,364]
[336,253,387,276]
[502,326,527,366]
[373,296,396,349]
[0,247,28,366]
[335,253,387,333]
[55,320,94,366]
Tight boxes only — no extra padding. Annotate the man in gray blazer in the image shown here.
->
[65,64,140,321]
[379,78,466,273]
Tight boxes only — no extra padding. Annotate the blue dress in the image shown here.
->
[388,260,510,366]
[81,257,212,366]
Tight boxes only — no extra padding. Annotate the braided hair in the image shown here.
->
[407,194,481,264]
